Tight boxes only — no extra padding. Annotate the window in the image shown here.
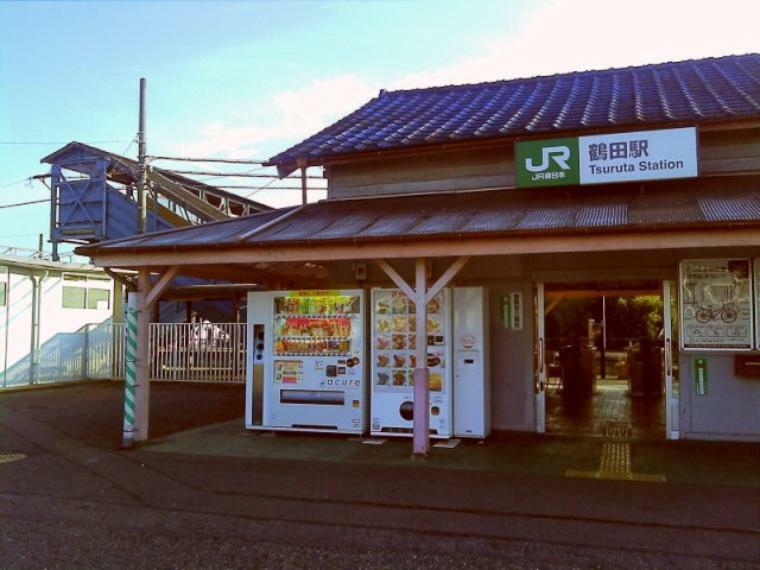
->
[87,288,110,310]
[62,285,86,309]
[62,274,111,310]
[0,282,6,307]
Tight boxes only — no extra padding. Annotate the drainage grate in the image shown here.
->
[0,453,27,465]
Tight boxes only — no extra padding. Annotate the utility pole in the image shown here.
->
[137,78,147,234]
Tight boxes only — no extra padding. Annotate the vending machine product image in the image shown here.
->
[370,288,453,438]
[245,290,366,434]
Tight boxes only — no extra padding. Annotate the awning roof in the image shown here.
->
[77,176,760,258]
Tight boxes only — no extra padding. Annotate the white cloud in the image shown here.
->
[174,0,758,164]
[391,0,759,89]
[174,75,376,158]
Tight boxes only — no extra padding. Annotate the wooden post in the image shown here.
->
[300,166,307,205]
[134,269,151,441]
[413,258,430,456]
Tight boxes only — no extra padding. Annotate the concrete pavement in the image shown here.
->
[0,381,758,569]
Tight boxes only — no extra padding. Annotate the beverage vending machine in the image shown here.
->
[452,287,490,439]
[245,290,366,434]
[370,288,453,438]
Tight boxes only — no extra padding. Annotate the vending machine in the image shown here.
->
[370,288,453,438]
[246,290,366,434]
[452,287,490,439]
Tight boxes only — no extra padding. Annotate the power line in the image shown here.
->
[215,185,327,191]
[163,168,324,180]
[0,199,49,209]
[0,140,130,145]
[0,177,32,191]
[148,155,268,164]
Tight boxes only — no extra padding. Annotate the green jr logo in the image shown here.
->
[524,146,571,172]
[516,137,580,187]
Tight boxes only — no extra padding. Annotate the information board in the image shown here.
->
[679,259,752,350]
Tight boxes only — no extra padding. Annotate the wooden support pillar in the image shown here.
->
[376,256,470,457]
[413,258,430,456]
[125,266,179,445]
[134,269,151,441]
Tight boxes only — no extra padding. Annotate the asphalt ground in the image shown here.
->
[1,381,758,569]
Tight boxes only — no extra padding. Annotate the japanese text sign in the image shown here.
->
[516,127,698,188]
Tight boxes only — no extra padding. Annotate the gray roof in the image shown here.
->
[77,176,760,256]
[268,54,760,172]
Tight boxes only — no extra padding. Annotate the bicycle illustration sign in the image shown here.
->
[680,259,752,350]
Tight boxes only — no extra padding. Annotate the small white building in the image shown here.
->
[0,249,116,388]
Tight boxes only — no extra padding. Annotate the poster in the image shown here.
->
[679,259,752,350]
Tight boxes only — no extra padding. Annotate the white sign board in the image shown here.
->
[579,127,698,185]
[680,259,753,351]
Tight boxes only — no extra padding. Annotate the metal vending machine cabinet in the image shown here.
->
[453,287,490,438]
[245,290,366,434]
[370,288,453,438]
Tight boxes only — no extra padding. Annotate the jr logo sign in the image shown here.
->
[516,137,580,187]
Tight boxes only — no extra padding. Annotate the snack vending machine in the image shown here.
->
[370,288,453,438]
[246,290,366,434]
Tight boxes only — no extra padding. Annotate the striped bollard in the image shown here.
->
[123,293,138,447]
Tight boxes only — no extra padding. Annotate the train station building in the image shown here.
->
[78,53,760,452]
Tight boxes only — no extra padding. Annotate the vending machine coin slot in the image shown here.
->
[252,324,265,426]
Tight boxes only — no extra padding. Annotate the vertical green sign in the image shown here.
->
[694,358,708,396]
[516,137,580,188]
[502,295,511,330]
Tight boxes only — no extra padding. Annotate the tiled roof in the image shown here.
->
[77,176,760,255]
[268,54,760,169]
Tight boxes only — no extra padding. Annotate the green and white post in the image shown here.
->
[123,292,138,446]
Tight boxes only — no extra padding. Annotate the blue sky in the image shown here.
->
[0,0,757,252]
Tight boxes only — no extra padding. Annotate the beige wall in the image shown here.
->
[327,129,760,200]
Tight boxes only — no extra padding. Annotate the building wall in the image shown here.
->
[0,264,113,386]
[679,353,760,441]
[327,129,760,200]
[296,247,760,440]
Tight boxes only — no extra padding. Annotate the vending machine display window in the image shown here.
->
[273,293,361,358]
[373,290,446,392]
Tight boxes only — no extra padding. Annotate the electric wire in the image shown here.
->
[0,140,130,145]
[0,199,49,209]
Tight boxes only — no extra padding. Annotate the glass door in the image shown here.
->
[534,282,546,433]
[663,280,680,439]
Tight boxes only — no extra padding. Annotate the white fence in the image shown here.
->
[2,321,247,388]
[150,322,246,383]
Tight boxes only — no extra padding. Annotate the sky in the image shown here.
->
[0,0,758,253]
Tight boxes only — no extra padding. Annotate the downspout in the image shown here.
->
[2,266,9,388]
[28,270,49,385]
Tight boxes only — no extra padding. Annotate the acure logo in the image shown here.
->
[524,146,571,172]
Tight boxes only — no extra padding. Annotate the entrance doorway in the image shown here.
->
[535,281,679,439]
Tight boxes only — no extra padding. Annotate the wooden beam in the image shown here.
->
[375,259,416,300]
[425,256,470,303]
[85,226,760,269]
[546,289,661,299]
[144,265,179,309]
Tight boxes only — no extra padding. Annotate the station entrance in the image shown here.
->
[535,281,679,440]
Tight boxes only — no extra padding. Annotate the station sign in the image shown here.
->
[516,127,698,188]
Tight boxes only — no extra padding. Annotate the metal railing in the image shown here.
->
[2,321,247,389]
[149,322,246,383]
[85,322,126,380]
